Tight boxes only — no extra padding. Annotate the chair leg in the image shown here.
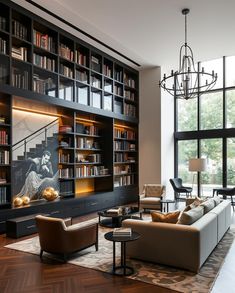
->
[95,241,98,251]
[40,249,43,260]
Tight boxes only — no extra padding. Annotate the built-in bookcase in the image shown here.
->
[114,120,138,188]
[0,93,11,208]
[0,0,139,218]
[0,1,138,121]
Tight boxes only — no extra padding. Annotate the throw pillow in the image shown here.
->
[177,205,204,225]
[151,210,180,224]
[200,198,215,214]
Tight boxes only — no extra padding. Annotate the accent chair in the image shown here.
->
[169,178,192,201]
[35,215,98,262]
[139,184,166,211]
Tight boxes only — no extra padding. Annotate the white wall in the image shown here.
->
[161,86,175,198]
[139,66,175,197]
[139,67,161,191]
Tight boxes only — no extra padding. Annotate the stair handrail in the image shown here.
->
[12,118,59,156]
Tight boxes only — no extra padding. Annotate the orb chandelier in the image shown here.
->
[159,8,217,100]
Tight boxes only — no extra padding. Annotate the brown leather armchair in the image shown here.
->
[35,215,98,262]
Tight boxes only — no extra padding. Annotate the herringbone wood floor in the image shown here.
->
[0,212,178,293]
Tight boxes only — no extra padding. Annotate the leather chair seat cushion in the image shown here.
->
[140,197,161,205]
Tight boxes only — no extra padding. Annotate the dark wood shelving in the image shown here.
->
[0,0,139,229]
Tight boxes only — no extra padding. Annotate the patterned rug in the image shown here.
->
[5,219,235,293]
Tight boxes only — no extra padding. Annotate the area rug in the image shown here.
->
[5,219,235,293]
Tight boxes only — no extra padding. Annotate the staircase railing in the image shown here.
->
[12,118,59,159]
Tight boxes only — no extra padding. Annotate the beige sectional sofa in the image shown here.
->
[122,199,231,272]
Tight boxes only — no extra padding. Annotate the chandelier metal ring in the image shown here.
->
[159,8,217,100]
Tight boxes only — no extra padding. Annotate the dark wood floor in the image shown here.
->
[0,212,178,293]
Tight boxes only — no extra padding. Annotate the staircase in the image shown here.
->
[12,118,59,196]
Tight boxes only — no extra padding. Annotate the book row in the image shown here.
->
[0,130,8,145]
[76,137,100,149]
[12,68,29,89]
[114,165,132,175]
[0,37,6,54]
[114,153,136,163]
[114,128,136,140]
[76,124,99,136]
[114,174,135,187]
[0,150,9,164]
[33,74,56,96]
[59,152,71,164]
[0,186,7,204]
[124,73,136,88]
[76,153,102,163]
[124,103,136,117]
[33,29,56,53]
[12,46,27,61]
[114,141,136,151]
[12,19,28,40]
[0,16,6,31]
[60,63,73,78]
[33,53,56,71]
[75,165,108,177]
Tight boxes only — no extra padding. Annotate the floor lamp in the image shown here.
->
[189,158,207,197]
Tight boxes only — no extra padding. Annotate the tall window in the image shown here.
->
[175,56,235,196]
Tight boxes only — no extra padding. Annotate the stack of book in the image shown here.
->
[12,46,27,61]
[106,207,122,216]
[113,227,132,237]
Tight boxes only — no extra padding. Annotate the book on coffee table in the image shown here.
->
[113,227,132,236]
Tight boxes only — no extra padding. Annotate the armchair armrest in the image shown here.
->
[139,193,145,199]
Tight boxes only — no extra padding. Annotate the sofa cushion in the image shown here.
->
[177,206,204,225]
[140,197,161,205]
[151,210,180,224]
[200,198,215,214]
[186,197,205,207]
[213,196,221,206]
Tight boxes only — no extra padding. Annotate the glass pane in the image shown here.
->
[227,138,235,187]
[200,138,222,196]
[92,91,101,108]
[177,98,197,131]
[104,94,112,111]
[226,90,235,128]
[200,91,223,130]
[77,85,88,105]
[59,79,73,101]
[200,58,223,90]
[226,56,235,87]
[178,140,197,194]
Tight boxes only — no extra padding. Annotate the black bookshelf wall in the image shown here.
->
[0,0,139,218]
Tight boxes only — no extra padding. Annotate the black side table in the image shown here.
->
[104,231,140,276]
[160,199,176,212]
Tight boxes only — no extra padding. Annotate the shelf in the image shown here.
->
[75,162,102,165]
[114,172,137,176]
[114,162,137,164]
[0,123,10,127]
[76,148,102,151]
[114,150,137,152]
[33,45,57,57]
[114,137,136,141]
[75,133,101,138]
[76,174,112,180]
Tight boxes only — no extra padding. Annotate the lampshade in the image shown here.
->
[189,158,207,172]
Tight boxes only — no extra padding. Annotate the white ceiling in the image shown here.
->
[14,0,235,70]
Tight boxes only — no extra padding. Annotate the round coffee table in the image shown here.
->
[104,231,140,276]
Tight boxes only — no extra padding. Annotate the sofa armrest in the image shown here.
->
[139,193,145,199]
